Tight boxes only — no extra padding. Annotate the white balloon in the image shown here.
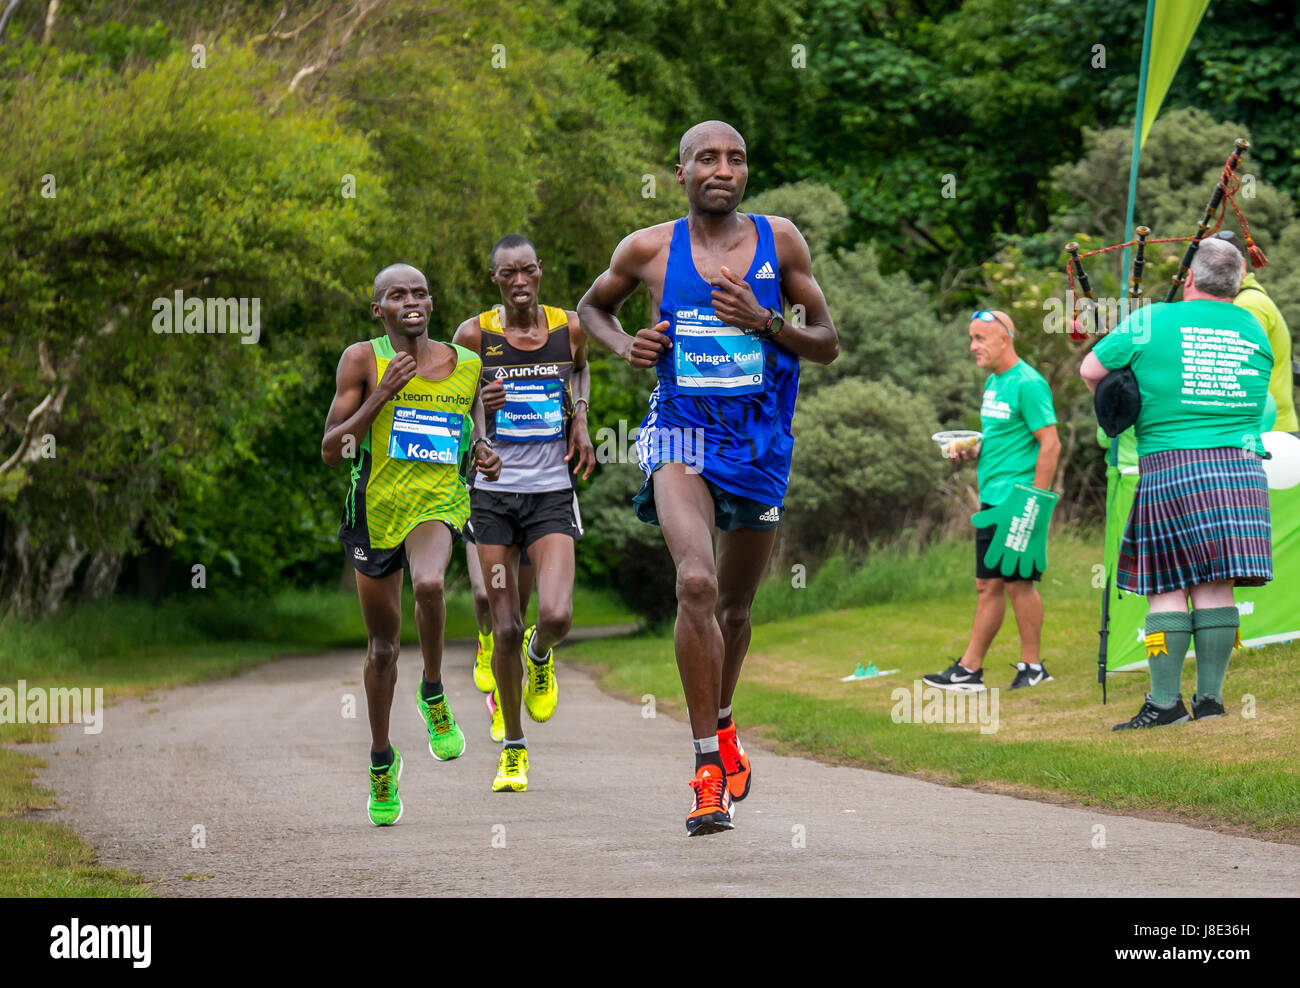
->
[1261,431,1300,490]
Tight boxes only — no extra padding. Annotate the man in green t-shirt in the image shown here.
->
[1214,232,1298,435]
[1085,300,1272,460]
[924,310,1061,693]
[1082,236,1274,730]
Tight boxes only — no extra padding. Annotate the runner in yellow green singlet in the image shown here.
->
[322,263,502,826]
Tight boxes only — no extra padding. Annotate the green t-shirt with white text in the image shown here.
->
[1093,300,1273,458]
[978,359,1057,506]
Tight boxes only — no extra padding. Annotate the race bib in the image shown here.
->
[388,406,463,464]
[673,306,764,397]
[495,380,563,442]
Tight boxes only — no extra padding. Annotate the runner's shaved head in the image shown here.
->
[678,120,745,164]
[373,263,426,301]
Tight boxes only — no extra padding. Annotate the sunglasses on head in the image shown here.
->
[972,310,1013,337]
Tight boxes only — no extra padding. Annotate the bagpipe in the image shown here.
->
[1069,139,1268,700]
[1062,138,1266,346]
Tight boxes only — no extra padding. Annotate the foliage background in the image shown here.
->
[1,0,1296,621]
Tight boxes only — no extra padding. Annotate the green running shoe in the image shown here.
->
[416,688,466,760]
[367,746,403,826]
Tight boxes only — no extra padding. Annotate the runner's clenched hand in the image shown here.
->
[566,417,596,481]
[627,320,671,369]
[480,379,506,414]
[377,351,417,398]
[476,443,501,483]
[711,265,766,330]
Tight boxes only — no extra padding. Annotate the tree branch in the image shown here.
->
[0,0,21,41]
[0,308,123,475]
[41,0,55,44]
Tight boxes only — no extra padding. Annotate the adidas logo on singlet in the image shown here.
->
[755,261,776,280]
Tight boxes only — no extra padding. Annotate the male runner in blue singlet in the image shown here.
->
[578,121,839,836]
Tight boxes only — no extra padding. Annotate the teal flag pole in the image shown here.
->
[1119,0,1156,310]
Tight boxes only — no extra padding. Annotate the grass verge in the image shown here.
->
[565,533,1300,842]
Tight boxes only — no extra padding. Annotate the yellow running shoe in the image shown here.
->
[522,625,558,722]
[492,745,529,792]
[486,688,505,743]
[473,629,495,693]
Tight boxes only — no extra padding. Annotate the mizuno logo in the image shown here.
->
[486,345,503,356]
[755,261,776,280]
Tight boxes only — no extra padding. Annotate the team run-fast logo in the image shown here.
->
[891,681,1000,735]
[151,290,261,344]
[0,681,104,735]
[492,364,563,380]
[1042,291,1154,343]
[49,919,151,968]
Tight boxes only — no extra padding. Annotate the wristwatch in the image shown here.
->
[470,436,494,462]
[756,307,785,340]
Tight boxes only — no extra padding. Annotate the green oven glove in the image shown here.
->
[971,484,1059,579]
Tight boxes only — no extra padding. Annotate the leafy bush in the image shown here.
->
[783,378,945,553]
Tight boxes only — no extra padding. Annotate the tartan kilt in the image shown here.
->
[1117,446,1272,596]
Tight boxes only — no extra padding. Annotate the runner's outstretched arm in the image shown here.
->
[768,217,838,364]
[566,312,595,480]
[469,387,502,483]
[321,343,415,466]
[577,230,671,368]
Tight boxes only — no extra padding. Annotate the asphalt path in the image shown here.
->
[27,629,1300,897]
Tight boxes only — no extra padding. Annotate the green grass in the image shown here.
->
[566,532,1300,841]
[0,583,634,896]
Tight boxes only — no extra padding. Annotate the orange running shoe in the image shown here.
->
[717,722,751,801]
[685,763,734,836]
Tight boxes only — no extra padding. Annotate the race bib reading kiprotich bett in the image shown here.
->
[388,406,464,464]
[673,306,764,397]
[495,380,564,442]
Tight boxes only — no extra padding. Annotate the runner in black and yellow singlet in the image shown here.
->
[322,263,502,826]
[452,234,595,793]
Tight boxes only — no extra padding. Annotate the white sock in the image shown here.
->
[527,635,548,662]
[692,735,719,754]
[1028,663,1042,670]
[504,736,527,748]
[718,705,732,720]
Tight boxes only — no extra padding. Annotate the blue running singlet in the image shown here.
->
[636,214,799,505]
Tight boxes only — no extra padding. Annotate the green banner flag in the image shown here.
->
[1139,0,1211,149]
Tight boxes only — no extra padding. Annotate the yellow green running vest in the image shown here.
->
[340,336,481,548]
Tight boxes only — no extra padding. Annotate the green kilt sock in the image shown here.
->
[1192,606,1239,704]
[1144,610,1193,707]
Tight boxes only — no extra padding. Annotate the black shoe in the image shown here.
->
[1191,694,1226,720]
[1112,695,1191,731]
[1009,662,1053,690]
[923,659,985,692]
